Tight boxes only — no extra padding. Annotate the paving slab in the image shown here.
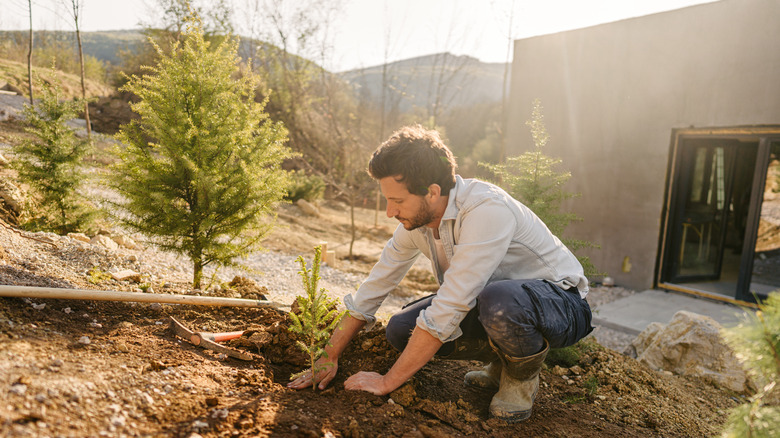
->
[592,289,752,335]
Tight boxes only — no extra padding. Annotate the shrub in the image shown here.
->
[285,170,326,203]
[719,293,780,437]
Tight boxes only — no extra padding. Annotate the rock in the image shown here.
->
[9,383,27,395]
[78,336,91,345]
[0,179,24,214]
[295,199,320,217]
[631,311,749,392]
[67,232,91,243]
[0,153,8,167]
[112,235,138,250]
[110,269,142,283]
[90,235,119,251]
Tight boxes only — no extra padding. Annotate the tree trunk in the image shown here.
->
[349,199,356,258]
[75,27,91,139]
[27,0,33,105]
[193,257,203,290]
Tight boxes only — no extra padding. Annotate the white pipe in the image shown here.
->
[0,285,278,308]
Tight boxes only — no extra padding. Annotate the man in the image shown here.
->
[288,125,593,422]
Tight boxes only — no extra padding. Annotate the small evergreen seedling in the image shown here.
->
[288,245,346,391]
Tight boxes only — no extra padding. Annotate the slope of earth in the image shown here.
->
[0,213,740,438]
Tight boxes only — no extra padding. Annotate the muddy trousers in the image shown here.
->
[385,279,594,359]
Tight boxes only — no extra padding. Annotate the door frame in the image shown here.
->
[655,126,780,305]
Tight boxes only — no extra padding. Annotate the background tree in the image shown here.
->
[110,16,293,289]
[481,99,599,277]
[60,0,91,139]
[13,74,94,234]
[26,0,33,104]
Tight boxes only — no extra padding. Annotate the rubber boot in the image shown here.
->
[464,360,502,389]
[489,339,549,422]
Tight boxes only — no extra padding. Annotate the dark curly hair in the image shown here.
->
[368,125,457,196]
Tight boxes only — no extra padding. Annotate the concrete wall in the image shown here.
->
[506,0,780,290]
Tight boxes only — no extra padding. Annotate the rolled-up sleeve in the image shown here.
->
[344,225,421,330]
[415,198,516,342]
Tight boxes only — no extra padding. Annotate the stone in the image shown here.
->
[67,233,91,243]
[295,199,320,217]
[112,235,138,250]
[110,269,142,283]
[90,235,119,251]
[0,179,24,213]
[631,310,749,392]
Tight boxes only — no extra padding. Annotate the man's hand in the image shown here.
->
[344,327,442,396]
[287,358,338,390]
[344,371,390,395]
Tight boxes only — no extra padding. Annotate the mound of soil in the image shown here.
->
[0,220,738,438]
[1,292,737,438]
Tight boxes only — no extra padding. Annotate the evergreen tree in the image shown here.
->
[110,16,293,289]
[481,99,599,277]
[720,293,780,438]
[13,75,94,234]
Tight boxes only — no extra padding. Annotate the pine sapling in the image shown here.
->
[288,245,346,391]
[480,98,601,277]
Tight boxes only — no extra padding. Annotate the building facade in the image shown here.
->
[507,0,780,302]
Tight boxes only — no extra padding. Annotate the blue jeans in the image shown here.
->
[385,279,593,358]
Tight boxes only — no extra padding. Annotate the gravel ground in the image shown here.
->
[1,224,641,354]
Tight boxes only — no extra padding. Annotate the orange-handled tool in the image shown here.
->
[190,330,245,346]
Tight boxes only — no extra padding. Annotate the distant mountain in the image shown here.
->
[1,30,507,114]
[339,53,508,112]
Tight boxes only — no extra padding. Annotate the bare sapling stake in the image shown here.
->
[288,245,346,391]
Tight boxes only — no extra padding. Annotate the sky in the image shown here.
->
[2,0,718,72]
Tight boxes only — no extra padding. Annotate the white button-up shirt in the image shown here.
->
[345,176,588,343]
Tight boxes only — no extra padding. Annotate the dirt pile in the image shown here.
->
[0,218,739,437]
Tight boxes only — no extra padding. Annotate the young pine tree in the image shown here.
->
[481,99,599,277]
[13,75,94,234]
[110,16,293,289]
[720,293,780,438]
[288,245,346,391]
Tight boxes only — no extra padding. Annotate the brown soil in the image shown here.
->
[0,214,740,438]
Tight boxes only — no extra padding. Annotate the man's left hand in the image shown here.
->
[344,371,392,395]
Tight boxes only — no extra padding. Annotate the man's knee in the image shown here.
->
[385,314,414,351]
[477,280,534,328]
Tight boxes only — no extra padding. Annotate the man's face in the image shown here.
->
[379,176,435,231]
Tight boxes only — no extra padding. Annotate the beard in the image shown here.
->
[396,203,437,231]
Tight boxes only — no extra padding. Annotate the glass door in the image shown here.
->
[739,140,780,300]
[665,139,739,283]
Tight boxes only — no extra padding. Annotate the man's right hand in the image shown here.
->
[287,358,338,390]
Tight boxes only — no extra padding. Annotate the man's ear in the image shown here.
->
[427,184,441,199]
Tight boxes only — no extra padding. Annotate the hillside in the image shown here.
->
[0,58,111,100]
[340,53,507,112]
